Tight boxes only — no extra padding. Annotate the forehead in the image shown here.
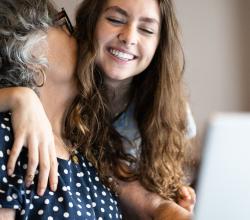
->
[104,0,161,21]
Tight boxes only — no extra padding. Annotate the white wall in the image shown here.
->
[175,0,250,141]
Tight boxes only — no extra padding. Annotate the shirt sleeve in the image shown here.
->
[0,112,25,210]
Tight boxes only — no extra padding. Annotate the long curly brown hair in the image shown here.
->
[66,0,189,201]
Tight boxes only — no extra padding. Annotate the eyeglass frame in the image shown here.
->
[54,8,74,35]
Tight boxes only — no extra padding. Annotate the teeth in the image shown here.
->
[109,49,134,61]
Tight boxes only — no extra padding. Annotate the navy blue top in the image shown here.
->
[0,112,122,220]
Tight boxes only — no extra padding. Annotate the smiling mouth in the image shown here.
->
[108,48,137,61]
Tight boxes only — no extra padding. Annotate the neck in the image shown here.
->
[38,78,78,135]
[104,76,133,118]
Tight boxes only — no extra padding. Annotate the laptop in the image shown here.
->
[194,113,250,220]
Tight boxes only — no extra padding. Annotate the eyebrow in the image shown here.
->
[104,6,160,25]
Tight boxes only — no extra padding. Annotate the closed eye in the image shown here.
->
[106,17,126,25]
[139,28,154,35]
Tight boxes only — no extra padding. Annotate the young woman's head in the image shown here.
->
[76,0,188,200]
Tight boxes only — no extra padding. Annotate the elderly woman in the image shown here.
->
[0,0,122,219]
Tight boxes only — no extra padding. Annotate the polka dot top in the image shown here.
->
[0,112,122,220]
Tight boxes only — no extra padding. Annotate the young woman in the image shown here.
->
[0,0,196,219]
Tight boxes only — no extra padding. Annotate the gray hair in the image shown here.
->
[0,0,58,89]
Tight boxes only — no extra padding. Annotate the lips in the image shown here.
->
[108,48,137,61]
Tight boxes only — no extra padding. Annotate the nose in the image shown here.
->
[118,25,137,46]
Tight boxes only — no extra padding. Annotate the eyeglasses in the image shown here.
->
[54,8,74,35]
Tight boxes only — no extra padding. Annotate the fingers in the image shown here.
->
[178,186,196,213]
[7,135,25,175]
[48,140,58,192]
[25,137,39,188]
[37,142,50,196]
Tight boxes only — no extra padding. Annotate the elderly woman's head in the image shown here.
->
[0,0,77,90]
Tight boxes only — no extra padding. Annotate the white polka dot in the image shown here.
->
[109,213,112,218]
[87,171,91,175]
[67,186,71,191]
[6,149,10,155]
[86,204,91,208]
[1,123,6,129]
[0,151,3,157]
[6,127,10,131]
[86,195,91,200]
[12,193,18,199]
[86,187,90,192]
[76,192,80,196]
[92,202,96,207]
[88,177,92,182]
[98,217,103,220]
[77,198,82,202]
[101,199,105,204]
[4,117,9,121]
[77,211,82,216]
[88,162,93,167]
[62,186,67,191]
[82,162,86,167]
[48,216,53,220]
[7,196,13,202]
[29,204,34,210]
[87,211,91,216]
[110,198,114,203]
[13,205,19,209]
[64,169,68,174]
[3,177,8,183]
[4,135,9,142]
[26,199,30,204]
[34,195,40,199]
[17,179,23,184]
[101,208,105,212]
[94,192,98,198]
[69,202,73,208]
[1,165,6,171]
[63,212,69,218]
[93,185,97,190]
[95,176,100,181]
[26,190,31,195]
[109,205,114,210]
[53,206,59,212]
[44,199,50,204]
[17,161,21,166]
[77,204,82,209]
[0,204,2,208]
[58,197,63,202]
[102,191,107,196]
[76,183,81,187]
[21,209,25,215]
[23,164,27,169]
[38,209,44,215]
[49,191,54,196]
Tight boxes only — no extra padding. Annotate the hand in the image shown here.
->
[177,185,196,213]
[5,87,58,195]
[118,180,161,220]
[154,201,192,220]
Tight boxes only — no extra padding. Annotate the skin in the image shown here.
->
[0,0,196,218]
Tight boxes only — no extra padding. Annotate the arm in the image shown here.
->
[117,180,194,220]
[0,208,15,220]
[0,87,58,195]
